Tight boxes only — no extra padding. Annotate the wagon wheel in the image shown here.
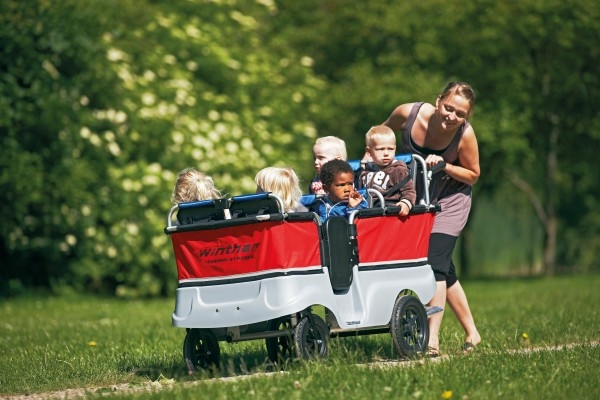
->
[265,316,295,364]
[294,314,329,360]
[183,328,220,374]
[390,295,429,359]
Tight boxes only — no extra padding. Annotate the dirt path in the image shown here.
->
[2,341,598,400]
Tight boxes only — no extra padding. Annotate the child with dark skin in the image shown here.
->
[316,159,368,221]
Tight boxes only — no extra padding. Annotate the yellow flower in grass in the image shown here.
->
[441,390,453,399]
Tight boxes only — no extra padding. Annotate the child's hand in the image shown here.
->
[348,188,363,208]
[396,201,410,216]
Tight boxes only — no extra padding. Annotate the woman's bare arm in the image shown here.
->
[382,103,414,132]
[445,126,480,185]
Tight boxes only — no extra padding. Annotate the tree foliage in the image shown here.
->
[1,0,598,297]
[0,0,324,296]
[269,0,600,274]
[0,0,124,291]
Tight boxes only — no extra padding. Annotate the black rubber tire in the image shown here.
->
[183,328,220,374]
[265,316,295,364]
[390,295,429,359]
[293,314,329,360]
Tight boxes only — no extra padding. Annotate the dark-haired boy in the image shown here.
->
[316,159,368,221]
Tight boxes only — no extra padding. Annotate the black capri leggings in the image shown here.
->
[428,232,459,288]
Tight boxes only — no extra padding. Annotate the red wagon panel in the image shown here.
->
[355,213,434,266]
[171,220,322,282]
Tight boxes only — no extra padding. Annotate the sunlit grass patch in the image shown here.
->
[1,275,599,398]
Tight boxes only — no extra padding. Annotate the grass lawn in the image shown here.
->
[1,274,599,399]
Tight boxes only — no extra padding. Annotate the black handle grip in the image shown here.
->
[430,161,447,174]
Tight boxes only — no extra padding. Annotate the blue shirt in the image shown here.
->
[316,196,368,222]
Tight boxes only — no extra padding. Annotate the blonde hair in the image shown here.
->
[314,136,348,160]
[365,125,396,148]
[171,168,222,205]
[255,167,303,212]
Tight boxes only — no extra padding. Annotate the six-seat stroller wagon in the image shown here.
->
[164,154,441,373]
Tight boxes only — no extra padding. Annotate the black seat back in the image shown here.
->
[323,216,354,292]
[177,198,229,225]
[229,192,284,218]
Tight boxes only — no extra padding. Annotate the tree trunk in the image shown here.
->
[543,216,557,275]
[543,115,559,275]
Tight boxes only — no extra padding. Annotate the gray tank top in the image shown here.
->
[400,102,472,201]
[401,102,472,237]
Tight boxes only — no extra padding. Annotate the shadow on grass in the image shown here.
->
[329,333,399,362]
[122,332,404,383]
[123,346,278,382]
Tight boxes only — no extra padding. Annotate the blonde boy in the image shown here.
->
[358,126,416,216]
[309,136,348,195]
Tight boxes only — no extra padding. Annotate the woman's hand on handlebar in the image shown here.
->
[425,155,447,173]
